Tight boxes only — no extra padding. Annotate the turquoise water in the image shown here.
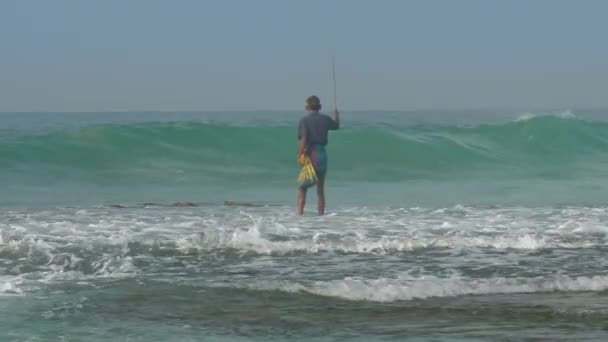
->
[2,110,608,341]
[3,110,608,207]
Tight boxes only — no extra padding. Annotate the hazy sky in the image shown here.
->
[1,0,607,112]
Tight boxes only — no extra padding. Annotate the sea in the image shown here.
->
[1,109,608,341]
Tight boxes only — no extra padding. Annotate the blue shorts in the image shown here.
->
[309,144,327,176]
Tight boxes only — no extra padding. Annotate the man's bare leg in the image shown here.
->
[316,174,325,216]
[297,187,307,215]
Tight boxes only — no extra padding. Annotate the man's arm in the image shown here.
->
[298,119,307,162]
[299,136,307,156]
[329,110,340,130]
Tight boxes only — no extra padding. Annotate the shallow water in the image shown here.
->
[1,205,608,340]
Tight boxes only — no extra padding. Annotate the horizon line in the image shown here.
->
[1,107,605,114]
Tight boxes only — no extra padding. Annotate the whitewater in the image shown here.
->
[1,110,608,341]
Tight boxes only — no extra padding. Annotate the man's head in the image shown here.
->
[305,95,322,112]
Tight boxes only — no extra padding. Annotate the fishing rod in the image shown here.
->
[331,54,338,112]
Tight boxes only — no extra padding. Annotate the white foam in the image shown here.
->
[220,227,599,255]
[516,112,537,122]
[92,256,137,277]
[1,205,607,292]
[486,234,546,250]
[249,274,608,302]
[2,206,606,261]
[0,226,5,245]
[557,109,576,119]
[515,109,577,122]
[0,276,24,295]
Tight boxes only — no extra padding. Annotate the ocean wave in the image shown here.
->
[247,274,608,302]
[515,109,577,122]
[2,206,608,299]
[1,206,607,279]
[0,227,599,266]
[2,115,608,186]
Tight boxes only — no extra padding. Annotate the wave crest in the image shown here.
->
[2,115,608,186]
[248,274,608,302]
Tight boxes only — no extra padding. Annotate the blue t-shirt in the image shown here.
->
[297,112,339,146]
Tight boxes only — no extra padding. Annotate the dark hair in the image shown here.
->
[305,95,321,111]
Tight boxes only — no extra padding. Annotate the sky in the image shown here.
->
[1,0,607,112]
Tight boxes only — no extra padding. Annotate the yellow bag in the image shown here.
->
[297,154,318,188]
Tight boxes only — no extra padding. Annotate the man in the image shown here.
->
[297,95,340,215]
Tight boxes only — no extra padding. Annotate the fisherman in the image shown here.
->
[297,95,340,215]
